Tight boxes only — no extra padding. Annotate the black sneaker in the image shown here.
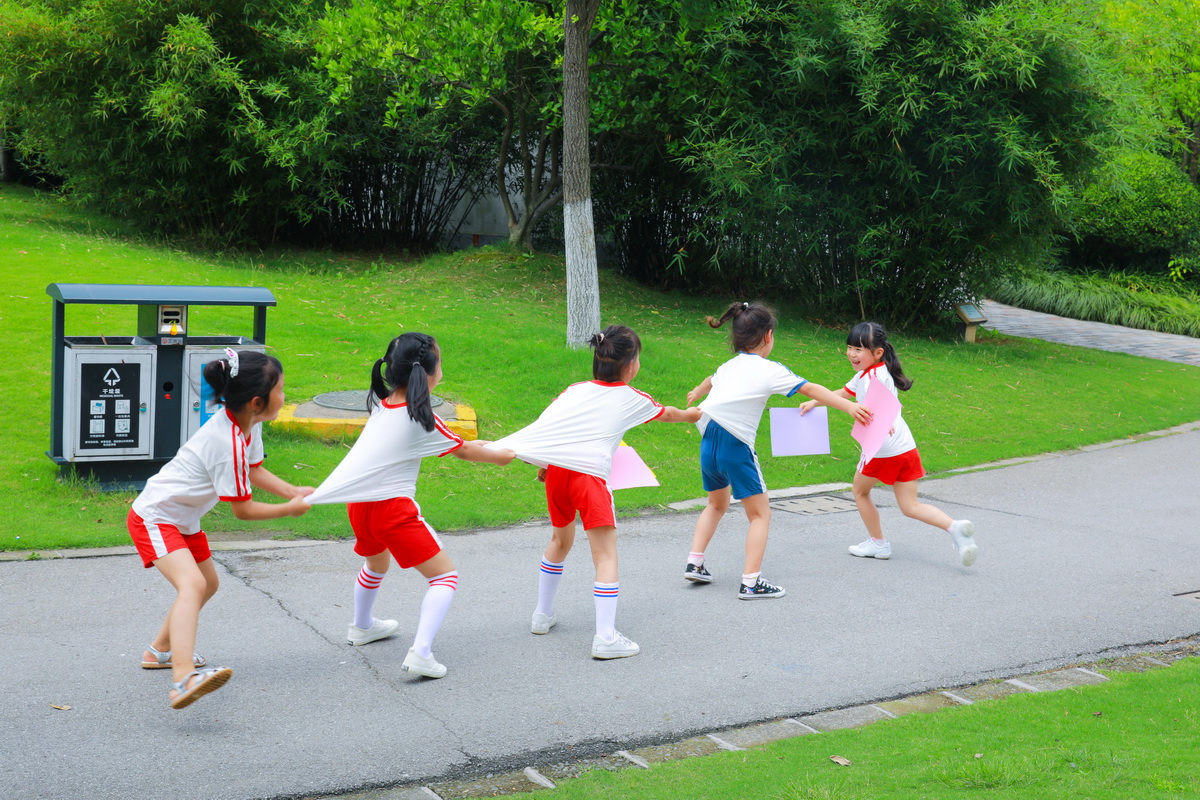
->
[738,577,786,600]
[684,562,713,583]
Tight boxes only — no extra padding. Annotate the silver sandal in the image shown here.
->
[141,644,207,670]
[169,667,233,710]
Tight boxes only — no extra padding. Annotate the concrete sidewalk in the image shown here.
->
[2,422,1199,800]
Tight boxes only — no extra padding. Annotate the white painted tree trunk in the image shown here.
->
[562,0,602,349]
[564,197,601,346]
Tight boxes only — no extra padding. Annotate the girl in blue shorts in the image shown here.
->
[684,302,871,599]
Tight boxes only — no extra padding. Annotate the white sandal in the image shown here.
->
[169,667,233,710]
[141,644,207,670]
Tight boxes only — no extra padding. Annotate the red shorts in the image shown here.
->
[127,508,212,569]
[545,465,616,530]
[347,496,443,569]
[861,448,925,485]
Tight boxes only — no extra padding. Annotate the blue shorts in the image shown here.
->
[700,421,767,500]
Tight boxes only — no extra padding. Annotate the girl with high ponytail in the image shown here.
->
[800,321,979,566]
[303,332,515,679]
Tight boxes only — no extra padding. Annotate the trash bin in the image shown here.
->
[46,283,276,489]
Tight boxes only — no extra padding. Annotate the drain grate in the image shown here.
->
[770,495,857,515]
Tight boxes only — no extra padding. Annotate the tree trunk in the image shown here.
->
[562,0,601,348]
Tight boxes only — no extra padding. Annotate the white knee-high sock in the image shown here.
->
[594,582,619,641]
[354,565,386,629]
[536,559,565,616]
[412,571,458,658]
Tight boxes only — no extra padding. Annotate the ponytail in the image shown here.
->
[847,321,912,391]
[707,301,776,353]
[368,332,440,431]
[590,325,642,382]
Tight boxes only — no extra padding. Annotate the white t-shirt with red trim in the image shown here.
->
[132,408,264,535]
[844,362,916,459]
[697,352,808,447]
[305,400,464,505]
[489,380,665,479]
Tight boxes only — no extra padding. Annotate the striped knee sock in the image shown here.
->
[353,565,386,629]
[594,582,619,642]
[536,558,565,616]
[412,571,458,659]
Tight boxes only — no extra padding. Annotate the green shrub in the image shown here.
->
[1068,151,1200,274]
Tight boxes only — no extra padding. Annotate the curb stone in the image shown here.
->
[298,637,1200,800]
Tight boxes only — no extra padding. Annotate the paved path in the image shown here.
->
[982,299,1200,366]
[3,423,1199,800]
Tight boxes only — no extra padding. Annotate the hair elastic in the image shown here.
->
[412,362,421,368]
[597,332,605,343]
[742,302,749,309]
[224,348,240,378]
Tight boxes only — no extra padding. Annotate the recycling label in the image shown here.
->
[78,362,141,450]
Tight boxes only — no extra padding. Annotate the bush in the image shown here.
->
[1068,151,1200,274]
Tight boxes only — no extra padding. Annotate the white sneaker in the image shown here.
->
[531,611,557,635]
[949,520,978,567]
[849,538,891,559]
[591,631,640,660]
[401,648,447,678]
[347,618,400,646]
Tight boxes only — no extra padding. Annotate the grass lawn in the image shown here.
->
[505,657,1200,800]
[3,182,1199,552]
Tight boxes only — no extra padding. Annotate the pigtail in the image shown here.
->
[202,359,233,405]
[705,301,744,330]
[882,341,912,391]
[367,357,390,411]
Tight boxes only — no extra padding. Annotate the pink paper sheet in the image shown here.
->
[851,378,902,465]
[608,444,659,490]
[769,406,830,456]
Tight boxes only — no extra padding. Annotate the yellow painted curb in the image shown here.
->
[274,403,478,441]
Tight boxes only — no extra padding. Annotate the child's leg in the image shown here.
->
[891,480,954,529]
[535,522,575,617]
[688,487,730,562]
[152,550,211,686]
[852,471,885,539]
[353,551,392,630]
[147,556,218,660]
[410,551,457,659]
[586,525,619,640]
[740,492,772,578]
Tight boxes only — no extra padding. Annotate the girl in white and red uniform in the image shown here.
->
[128,349,313,709]
[489,325,701,660]
[801,322,979,566]
[303,332,515,679]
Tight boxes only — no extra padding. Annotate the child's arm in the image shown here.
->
[249,465,315,500]
[231,466,313,519]
[686,376,713,407]
[798,383,872,425]
[798,387,853,414]
[452,440,517,465]
[655,405,704,424]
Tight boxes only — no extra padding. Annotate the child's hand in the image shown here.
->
[848,403,873,425]
[494,448,517,465]
[282,496,311,517]
[684,406,703,423]
[292,486,316,499]
[686,387,703,406]
[798,399,819,415]
[536,467,548,483]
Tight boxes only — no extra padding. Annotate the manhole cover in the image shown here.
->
[312,390,443,411]
[770,496,857,515]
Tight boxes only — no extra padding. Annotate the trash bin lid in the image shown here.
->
[47,284,276,307]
